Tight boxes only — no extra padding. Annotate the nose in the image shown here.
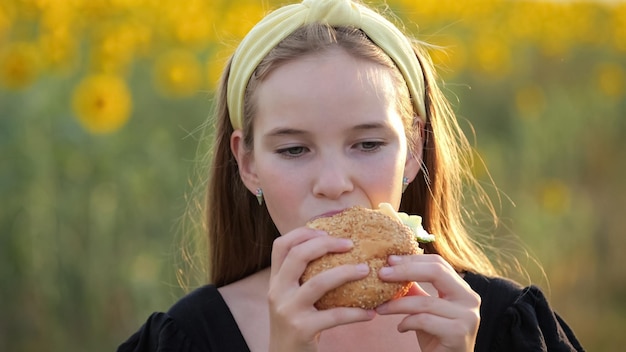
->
[312,156,354,199]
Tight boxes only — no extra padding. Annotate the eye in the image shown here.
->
[357,141,385,152]
[276,146,308,158]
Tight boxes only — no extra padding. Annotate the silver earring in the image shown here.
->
[256,188,264,205]
[402,177,410,193]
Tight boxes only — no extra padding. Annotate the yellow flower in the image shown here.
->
[596,62,625,99]
[206,48,232,91]
[536,4,577,57]
[37,0,78,74]
[76,0,115,21]
[109,0,146,9]
[174,3,215,46]
[218,1,266,41]
[611,4,626,52]
[515,84,545,119]
[395,0,462,23]
[472,35,511,78]
[90,23,139,74]
[14,0,51,18]
[428,36,466,78]
[0,2,14,42]
[469,148,488,180]
[153,49,202,98]
[38,27,78,74]
[39,0,74,30]
[72,74,132,134]
[537,179,571,215]
[505,2,538,42]
[0,41,40,89]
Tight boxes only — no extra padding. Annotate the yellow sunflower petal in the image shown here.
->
[71,74,132,134]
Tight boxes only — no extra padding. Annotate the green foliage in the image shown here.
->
[1,0,625,350]
[0,71,208,350]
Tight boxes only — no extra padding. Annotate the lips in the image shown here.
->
[309,209,347,223]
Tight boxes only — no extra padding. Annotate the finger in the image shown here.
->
[270,227,327,277]
[308,307,376,334]
[299,263,370,306]
[398,313,453,334]
[398,313,470,337]
[380,255,475,302]
[388,253,455,271]
[398,312,480,345]
[270,263,375,342]
[375,295,458,319]
[277,235,354,285]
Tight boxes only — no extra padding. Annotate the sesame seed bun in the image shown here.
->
[300,206,422,310]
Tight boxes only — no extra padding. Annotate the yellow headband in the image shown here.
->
[227,0,426,130]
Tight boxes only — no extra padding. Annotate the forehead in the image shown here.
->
[262,47,393,89]
[253,48,401,129]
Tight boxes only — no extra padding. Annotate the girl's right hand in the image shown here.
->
[268,227,375,352]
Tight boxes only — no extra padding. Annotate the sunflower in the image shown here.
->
[71,74,132,134]
[596,62,625,99]
[152,49,202,98]
[0,42,40,89]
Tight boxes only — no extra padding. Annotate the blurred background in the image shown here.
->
[1,0,624,350]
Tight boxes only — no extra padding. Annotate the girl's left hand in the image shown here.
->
[375,254,481,352]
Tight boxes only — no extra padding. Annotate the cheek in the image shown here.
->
[364,154,406,204]
[256,164,305,232]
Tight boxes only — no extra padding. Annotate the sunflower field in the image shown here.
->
[1,0,625,351]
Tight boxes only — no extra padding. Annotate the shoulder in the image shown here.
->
[117,285,250,352]
[167,284,231,324]
[464,272,585,352]
[464,271,524,300]
[464,271,532,313]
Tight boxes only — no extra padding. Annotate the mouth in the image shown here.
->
[309,209,347,222]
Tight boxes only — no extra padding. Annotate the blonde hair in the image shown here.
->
[199,22,498,287]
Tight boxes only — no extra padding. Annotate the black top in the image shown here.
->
[118,272,584,351]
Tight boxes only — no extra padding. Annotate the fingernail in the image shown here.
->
[356,263,369,274]
[341,238,354,247]
[388,255,401,263]
[379,266,393,276]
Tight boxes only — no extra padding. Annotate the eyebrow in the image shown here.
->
[265,122,388,138]
[264,127,308,138]
[352,122,387,131]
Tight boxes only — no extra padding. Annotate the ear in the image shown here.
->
[404,115,425,182]
[404,149,421,183]
[231,130,258,193]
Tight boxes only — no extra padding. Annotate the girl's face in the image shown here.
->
[233,48,421,235]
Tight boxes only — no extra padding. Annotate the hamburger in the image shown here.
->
[300,203,435,310]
